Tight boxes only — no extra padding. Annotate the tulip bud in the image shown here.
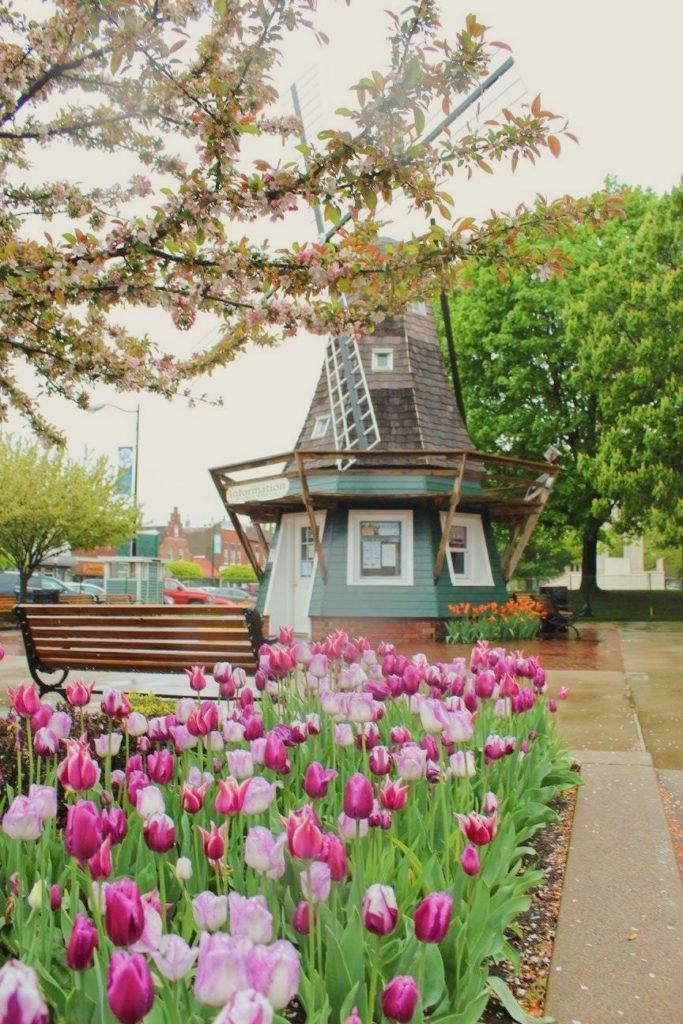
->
[65,800,102,860]
[381,976,419,1023]
[284,806,324,860]
[185,665,207,692]
[362,884,398,935]
[107,950,154,1024]
[198,822,227,861]
[413,892,453,943]
[303,762,337,799]
[192,891,228,932]
[67,913,99,971]
[460,844,481,876]
[175,856,193,882]
[105,878,145,947]
[50,884,62,911]
[293,900,313,935]
[343,1008,363,1024]
[143,812,176,853]
[88,837,113,879]
[343,773,374,820]
[28,881,43,910]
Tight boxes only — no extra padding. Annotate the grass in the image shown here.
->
[568,588,683,621]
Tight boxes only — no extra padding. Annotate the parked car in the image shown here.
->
[201,585,256,606]
[62,581,106,601]
[0,571,69,601]
[163,578,214,605]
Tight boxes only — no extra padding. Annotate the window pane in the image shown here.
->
[359,520,402,577]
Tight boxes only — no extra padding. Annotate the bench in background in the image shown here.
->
[15,604,269,697]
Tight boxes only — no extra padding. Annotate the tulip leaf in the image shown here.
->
[487,975,556,1023]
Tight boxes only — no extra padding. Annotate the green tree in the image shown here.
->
[440,183,682,605]
[0,1,617,440]
[219,565,258,583]
[0,436,138,600]
[164,559,202,580]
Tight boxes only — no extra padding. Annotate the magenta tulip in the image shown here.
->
[319,832,348,881]
[185,665,207,692]
[303,762,337,799]
[293,900,312,935]
[413,892,453,943]
[0,960,49,1023]
[50,884,62,911]
[102,689,132,719]
[147,750,174,785]
[198,822,227,861]
[382,976,419,1023]
[88,837,113,880]
[101,807,128,845]
[263,732,288,773]
[107,951,154,1024]
[379,780,409,811]
[362,884,398,935]
[66,913,99,970]
[65,679,95,708]
[143,812,176,853]
[105,878,145,947]
[33,727,58,756]
[284,806,324,860]
[343,773,374,820]
[455,811,497,846]
[57,738,100,791]
[460,844,481,876]
[65,800,102,860]
[8,683,41,718]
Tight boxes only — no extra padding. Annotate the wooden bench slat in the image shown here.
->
[20,604,242,617]
[29,625,251,639]
[37,653,258,670]
[34,637,252,653]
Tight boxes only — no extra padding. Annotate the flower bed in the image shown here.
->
[0,631,574,1024]
[445,598,544,645]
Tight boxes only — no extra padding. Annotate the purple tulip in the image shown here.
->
[413,892,453,943]
[66,913,99,970]
[212,988,274,1024]
[228,892,273,944]
[395,745,427,781]
[105,878,145,947]
[150,935,198,981]
[102,689,132,719]
[369,745,392,776]
[143,812,176,853]
[343,1008,363,1024]
[107,951,154,1024]
[382,976,420,1022]
[192,891,229,932]
[362,884,398,935]
[284,806,324,860]
[65,800,102,860]
[460,844,481,876]
[319,832,348,880]
[303,761,338,799]
[88,837,113,880]
[343,773,374,820]
[2,796,44,841]
[246,939,300,1010]
[0,959,49,1023]
[293,900,313,935]
[194,932,251,1007]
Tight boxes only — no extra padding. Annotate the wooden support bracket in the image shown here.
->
[501,473,557,581]
[253,522,270,567]
[226,508,264,582]
[433,452,467,581]
[294,452,328,583]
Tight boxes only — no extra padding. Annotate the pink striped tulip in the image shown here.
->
[107,951,154,1024]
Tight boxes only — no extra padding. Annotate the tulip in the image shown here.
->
[151,934,198,981]
[244,827,287,880]
[284,806,324,860]
[125,712,148,737]
[382,976,419,1023]
[136,785,165,820]
[25,785,56,821]
[107,950,154,1024]
[293,900,312,935]
[362,884,398,935]
[263,732,288,773]
[247,939,300,1010]
[227,749,254,779]
[413,892,453,943]
[378,780,409,811]
[50,884,62,911]
[66,913,99,970]
[143,812,176,853]
[147,749,174,784]
[198,822,228,861]
[0,959,49,1023]
[2,796,43,842]
[228,892,273,944]
[30,703,52,732]
[57,737,100,791]
[369,746,392,776]
[192,891,228,932]
[94,732,123,758]
[395,746,427,781]
[319,832,348,880]
[300,861,331,904]
[105,878,145,947]
[65,679,95,708]
[101,807,128,845]
[186,665,207,692]
[454,811,497,846]
[212,989,274,1024]
[333,723,354,747]
[337,812,368,841]
[303,761,337,799]
[194,932,251,1006]
[449,750,476,779]
[460,844,481,876]
[33,727,58,756]
[241,777,277,816]
[49,710,72,739]
[102,689,132,719]
[181,782,206,813]
[175,856,193,883]
[65,800,102,860]
[369,807,392,829]
[343,1008,363,1024]
[482,791,499,816]
[88,836,113,879]
[343,773,374,820]
[8,683,41,718]
[27,881,43,910]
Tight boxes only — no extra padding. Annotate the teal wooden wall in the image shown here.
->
[308,507,507,619]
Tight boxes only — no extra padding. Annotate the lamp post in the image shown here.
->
[88,403,141,553]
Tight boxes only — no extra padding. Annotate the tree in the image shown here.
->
[0,1,619,440]
[439,183,682,605]
[0,436,139,600]
[219,565,258,583]
[165,559,202,580]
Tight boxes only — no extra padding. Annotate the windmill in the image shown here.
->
[211,56,560,641]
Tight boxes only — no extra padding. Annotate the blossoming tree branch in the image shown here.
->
[0,0,620,440]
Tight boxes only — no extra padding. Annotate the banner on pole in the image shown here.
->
[117,446,134,496]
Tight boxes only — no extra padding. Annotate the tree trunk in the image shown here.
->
[18,568,29,603]
[579,523,601,615]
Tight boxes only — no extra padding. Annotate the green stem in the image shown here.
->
[367,933,383,1022]
[158,854,167,929]
[16,724,22,795]
[26,718,34,788]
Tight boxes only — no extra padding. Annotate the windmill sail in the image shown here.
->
[324,335,380,469]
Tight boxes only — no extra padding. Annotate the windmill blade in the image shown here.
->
[324,335,380,470]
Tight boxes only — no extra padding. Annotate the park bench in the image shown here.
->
[14,603,269,697]
[536,593,580,639]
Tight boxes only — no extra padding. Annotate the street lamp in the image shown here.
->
[88,403,141,554]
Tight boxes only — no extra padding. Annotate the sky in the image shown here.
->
[6,0,683,529]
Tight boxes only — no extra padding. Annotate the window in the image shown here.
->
[347,510,413,586]
[371,349,394,372]
[410,301,428,316]
[311,415,330,440]
[440,513,494,586]
[299,526,314,578]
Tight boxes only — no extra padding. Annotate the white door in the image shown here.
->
[292,514,324,635]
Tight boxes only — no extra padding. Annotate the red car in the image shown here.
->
[163,579,232,605]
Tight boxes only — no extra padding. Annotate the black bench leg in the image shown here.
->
[28,665,69,698]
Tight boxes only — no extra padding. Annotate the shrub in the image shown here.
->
[446,596,544,644]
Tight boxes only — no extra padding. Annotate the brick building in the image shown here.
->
[156,507,262,575]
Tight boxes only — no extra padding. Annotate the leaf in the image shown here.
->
[487,976,555,1023]
[530,94,542,117]
[414,107,426,136]
[547,135,561,158]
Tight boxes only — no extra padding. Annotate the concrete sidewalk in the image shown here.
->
[545,623,683,1024]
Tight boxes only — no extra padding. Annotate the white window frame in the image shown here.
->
[347,510,413,586]
[410,301,428,316]
[371,348,394,372]
[311,415,330,440]
[440,513,494,586]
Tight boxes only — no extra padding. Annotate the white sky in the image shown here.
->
[6,0,683,528]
